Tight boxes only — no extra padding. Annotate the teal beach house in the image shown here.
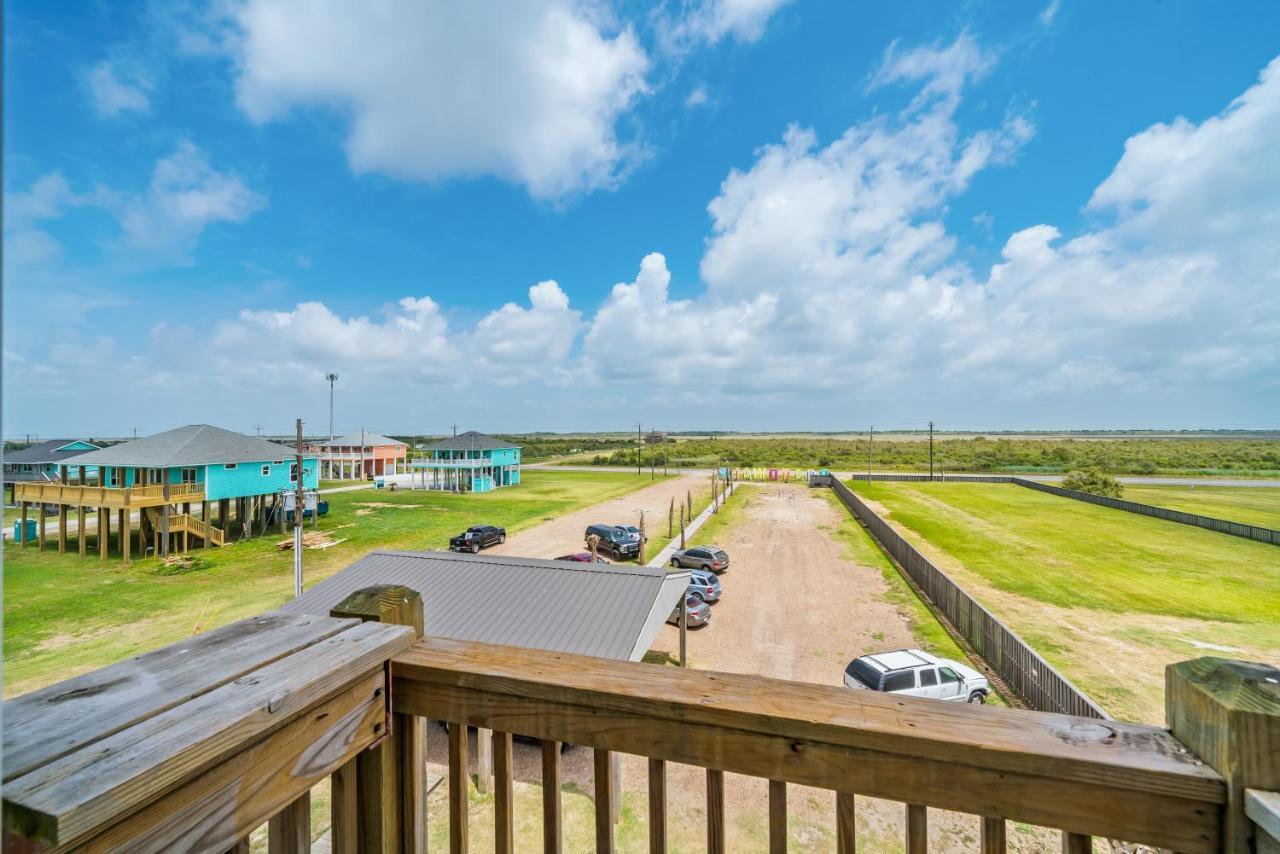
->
[410,431,521,492]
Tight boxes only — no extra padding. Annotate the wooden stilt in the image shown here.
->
[120,508,130,565]
[58,505,68,553]
[38,507,46,551]
[78,506,87,557]
[201,500,210,548]
[99,507,108,560]
[19,501,29,547]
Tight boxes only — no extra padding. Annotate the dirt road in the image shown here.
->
[484,472,706,561]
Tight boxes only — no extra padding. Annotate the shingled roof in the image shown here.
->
[316,431,407,448]
[424,431,519,452]
[64,425,313,467]
[4,439,100,465]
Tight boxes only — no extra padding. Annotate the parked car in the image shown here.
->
[584,523,641,560]
[686,568,722,604]
[448,524,506,553]
[667,594,711,628]
[555,552,610,564]
[670,545,730,573]
[842,649,989,704]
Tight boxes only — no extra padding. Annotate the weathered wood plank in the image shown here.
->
[905,804,926,854]
[769,779,787,853]
[448,723,469,854]
[400,714,425,854]
[3,611,359,782]
[393,638,1224,851]
[836,792,855,854]
[268,791,311,853]
[648,758,666,854]
[980,816,1005,853]
[70,671,383,854]
[329,760,358,854]
[541,741,562,854]
[1061,831,1091,853]
[594,749,615,854]
[1247,789,1280,850]
[5,621,412,848]
[494,731,514,854]
[706,768,725,854]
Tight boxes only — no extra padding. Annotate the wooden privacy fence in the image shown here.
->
[1011,477,1280,545]
[847,473,1014,483]
[5,583,1280,853]
[827,478,1109,719]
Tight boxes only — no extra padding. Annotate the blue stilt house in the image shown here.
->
[411,431,521,493]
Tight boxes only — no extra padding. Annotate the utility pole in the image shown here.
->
[325,373,338,443]
[867,425,874,480]
[637,423,642,476]
[294,417,304,598]
[253,424,263,437]
[360,427,366,482]
[451,423,458,437]
[929,420,935,480]
[131,426,139,439]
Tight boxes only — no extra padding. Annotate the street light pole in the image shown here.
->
[325,373,338,443]
[867,425,874,480]
[294,417,305,598]
[929,420,935,480]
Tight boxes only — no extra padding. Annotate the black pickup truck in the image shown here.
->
[449,525,506,553]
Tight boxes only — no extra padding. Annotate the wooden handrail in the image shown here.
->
[13,481,205,508]
[393,636,1227,852]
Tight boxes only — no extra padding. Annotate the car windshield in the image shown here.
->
[844,658,883,690]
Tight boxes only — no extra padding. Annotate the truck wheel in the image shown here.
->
[470,542,480,554]
[498,534,505,544]
[967,691,986,704]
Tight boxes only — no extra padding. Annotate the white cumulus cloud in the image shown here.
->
[86,60,152,116]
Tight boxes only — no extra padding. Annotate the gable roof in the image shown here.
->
[316,431,407,448]
[64,425,313,467]
[4,439,102,465]
[424,431,519,452]
[283,550,689,662]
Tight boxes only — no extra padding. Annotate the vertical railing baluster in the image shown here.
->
[494,731,514,854]
[980,816,1006,852]
[768,779,787,853]
[905,804,927,853]
[329,759,358,854]
[594,748,616,853]
[836,792,856,853]
[648,758,667,854]
[706,768,726,854]
[542,740,563,854]
[1061,831,1092,853]
[267,791,310,852]
[448,723,469,854]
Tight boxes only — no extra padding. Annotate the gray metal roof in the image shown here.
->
[282,550,689,661]
[424,431,519,452]
[64,425,314,467]
[4,439,101,465]
[316,432,407,448]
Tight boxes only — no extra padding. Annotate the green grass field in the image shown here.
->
[1119,484,1280,529]
[849,481,1280,723]
[2,470,663,697]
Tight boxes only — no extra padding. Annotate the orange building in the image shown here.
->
[312,431,407,480]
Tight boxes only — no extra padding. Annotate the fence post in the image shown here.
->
[331,585,425,854]
[1166,657,1280,853]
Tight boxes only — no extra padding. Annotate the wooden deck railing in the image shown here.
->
[13,480,205,508]
[2,584,1276,853]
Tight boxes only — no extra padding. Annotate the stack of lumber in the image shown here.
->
[275,531,342,550]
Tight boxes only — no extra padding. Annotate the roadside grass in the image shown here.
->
[2,470,665,696]
[1118,484,1280,530]
[671,483,759,552]
[849,481,1280,722]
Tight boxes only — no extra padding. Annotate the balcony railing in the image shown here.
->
[2,584,1276,853]
[12,480,205,508]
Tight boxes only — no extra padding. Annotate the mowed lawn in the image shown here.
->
[850,481,1280,723]
[2,469,663,697]
[1120,484,1280,530]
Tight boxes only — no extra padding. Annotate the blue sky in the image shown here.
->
[5,0,1279,438]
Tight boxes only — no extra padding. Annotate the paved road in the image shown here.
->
[527,463,1280,488]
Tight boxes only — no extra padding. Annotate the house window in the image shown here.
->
[261,465,271,476]
[108,469,121,487]
[290,463,298,482]
[180,468,197,484]
[224,463,237,470]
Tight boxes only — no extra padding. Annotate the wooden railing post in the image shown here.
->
[331,585,425,854]
[1167,657,1280,853]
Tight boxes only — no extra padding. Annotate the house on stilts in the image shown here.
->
[409,431,520,492]
[11,424,318,562]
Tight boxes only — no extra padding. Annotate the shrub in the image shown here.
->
[1061,468,1124,498]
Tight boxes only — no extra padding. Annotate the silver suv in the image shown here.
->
[670,545,729,573]
[842,649,990,704]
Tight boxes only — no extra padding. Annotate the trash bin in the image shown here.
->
[13,518,37,542]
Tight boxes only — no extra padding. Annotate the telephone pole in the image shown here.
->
[253,424,263,437]
[867,425,874,480]
[637,424,642,476]
[294,417,305,598]
[325,373,338,443]
[929,420,935,480]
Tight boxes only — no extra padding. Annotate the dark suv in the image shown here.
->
[584,524,641,560]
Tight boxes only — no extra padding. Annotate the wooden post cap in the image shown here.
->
[330,585,424,638]
[1167,657,1280,853]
